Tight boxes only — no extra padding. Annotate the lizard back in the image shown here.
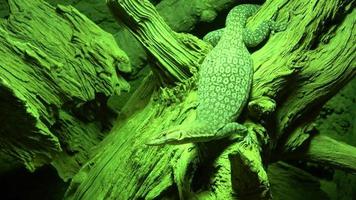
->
[196,5,257,127]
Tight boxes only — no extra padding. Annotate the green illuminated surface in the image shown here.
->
[0,0,355,199]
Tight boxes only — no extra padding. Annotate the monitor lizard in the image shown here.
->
[147,4,285,146]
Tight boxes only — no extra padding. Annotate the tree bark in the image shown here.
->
[0,0,130,179]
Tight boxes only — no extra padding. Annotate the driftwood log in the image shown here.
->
[0,0,355,199]
[0,0,131,179]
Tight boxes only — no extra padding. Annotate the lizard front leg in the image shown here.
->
[203,28,224,47]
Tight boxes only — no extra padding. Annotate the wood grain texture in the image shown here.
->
[0,0,130,178]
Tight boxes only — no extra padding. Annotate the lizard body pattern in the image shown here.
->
[148,4,284,145]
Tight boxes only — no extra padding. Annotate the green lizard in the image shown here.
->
[147,4,285,145]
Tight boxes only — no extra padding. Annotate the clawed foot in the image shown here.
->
[270,12,289,33]
[270,20,288,33]
[239,133,256,150]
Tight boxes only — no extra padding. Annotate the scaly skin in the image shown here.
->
[148,4,284,145]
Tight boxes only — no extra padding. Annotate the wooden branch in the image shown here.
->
[248,0,355,125]
[0,0,130,178]
[251,0,354,134]
[268,162,329,199]
[107,0,211,84]
[304,135,356,173]
[64,89,200,199]
[156,0,238,32]
[229,143,271,199]
[114,0,240,74]
[283,134,356,173]
[276,2,355,136]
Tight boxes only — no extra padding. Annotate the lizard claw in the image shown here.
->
[270,20,288,33]
[240,134,255,150]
